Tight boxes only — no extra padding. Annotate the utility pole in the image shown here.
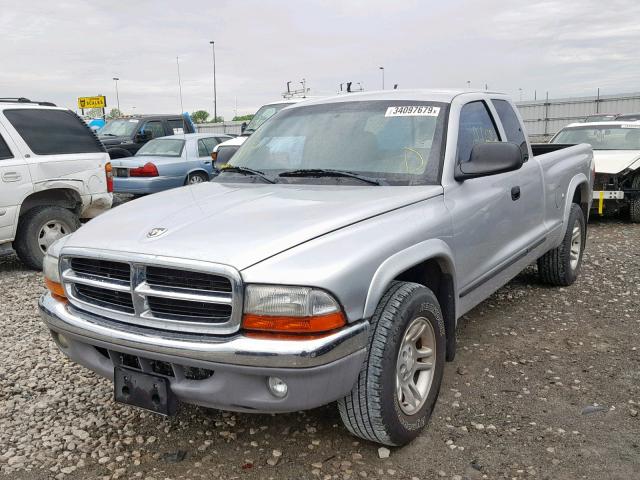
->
[176,57,184,114]
[209,41,217,122]
[112,77,120,112]
[379,66,385,90]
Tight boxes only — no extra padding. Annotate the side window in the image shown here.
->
[168,119,185,134]
[198,137,219,157]
[457,101,500,163]
[144,121,165,139]
[0,134,13,160]
[4,109,104,155]
[492,99,528,160]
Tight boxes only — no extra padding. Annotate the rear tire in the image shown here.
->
[630,176,640,223]
[14,207,79,270]
[537,203,585,286]
[186,172,209,185]
[337,281,446,446]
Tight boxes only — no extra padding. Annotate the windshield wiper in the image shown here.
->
[219,166,276,184]
[100,133,117,136]
[279,168,383,186]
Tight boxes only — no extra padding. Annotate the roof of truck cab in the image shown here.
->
[286,89,507,107]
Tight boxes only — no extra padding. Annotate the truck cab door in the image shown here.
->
[0,125,32,242]
[444,100,538,310]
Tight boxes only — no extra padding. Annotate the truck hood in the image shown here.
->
[593,150,640,174]
[65,182,443,270]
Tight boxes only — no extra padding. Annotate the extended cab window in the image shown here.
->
[457,101,500,163]
[0,134,13,160]
[4,109,104,155]
[492,99,528,160]
[168,119,186,134]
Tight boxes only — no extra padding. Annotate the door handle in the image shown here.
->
[2,171,22,182]
[511,186,521,201]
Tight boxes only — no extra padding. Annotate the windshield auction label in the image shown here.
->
[385,106,440,117]
[622,124,640,129]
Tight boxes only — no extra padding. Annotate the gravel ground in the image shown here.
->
[1,218,638,480]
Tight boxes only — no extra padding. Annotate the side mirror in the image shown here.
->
[136,130,152,142]
[455,142,524,181]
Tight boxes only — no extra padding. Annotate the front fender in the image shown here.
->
[363,239,457,318]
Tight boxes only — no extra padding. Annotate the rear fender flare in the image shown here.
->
[563,173,590,230]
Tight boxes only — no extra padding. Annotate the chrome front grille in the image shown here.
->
[60,250,243,335]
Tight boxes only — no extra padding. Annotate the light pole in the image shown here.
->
[379,66,385,90]
[112,77,120,113]
[209,41,217,122]
[466,80,471,89]
[518,88,523,101]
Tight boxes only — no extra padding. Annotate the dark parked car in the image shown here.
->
[98,114,195,159]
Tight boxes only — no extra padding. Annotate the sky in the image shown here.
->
[1,0,639,120]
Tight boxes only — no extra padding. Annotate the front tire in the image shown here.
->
[14,207,80,270]
[537,203,585,286]
[338,281,446,446]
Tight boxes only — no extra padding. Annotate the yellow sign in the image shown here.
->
[77,96,106,109]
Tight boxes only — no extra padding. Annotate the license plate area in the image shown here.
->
[593,190,624,200]
[114,367,177,415]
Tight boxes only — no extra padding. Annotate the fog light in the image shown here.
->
[267,376,288,398]
[53,331,69,349]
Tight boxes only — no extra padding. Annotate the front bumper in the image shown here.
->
[39,293,369,412]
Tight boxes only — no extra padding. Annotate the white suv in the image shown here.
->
[0,98,112,268]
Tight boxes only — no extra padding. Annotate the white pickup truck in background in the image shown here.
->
[0,99,112,268]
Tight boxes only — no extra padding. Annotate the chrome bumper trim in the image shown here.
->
[39,293,369,369]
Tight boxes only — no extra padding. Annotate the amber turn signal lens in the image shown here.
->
[211,151,217,161]
[242,312,346,334]
[45,278,67,301]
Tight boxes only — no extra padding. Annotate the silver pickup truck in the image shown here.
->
[40,90,593,446]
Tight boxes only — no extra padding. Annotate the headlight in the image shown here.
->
[242,285,346,334]
[43,253,61,283]
[43,236,70,300]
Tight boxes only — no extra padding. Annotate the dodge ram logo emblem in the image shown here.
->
[146,227,167,238]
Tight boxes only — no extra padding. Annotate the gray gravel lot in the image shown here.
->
[1,218,639,480]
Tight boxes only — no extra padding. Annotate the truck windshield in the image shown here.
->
[136,138,185,157]
[99,119,139,137]
[227,101,448,185]
[243,103,293,133]
[552,125,640,150]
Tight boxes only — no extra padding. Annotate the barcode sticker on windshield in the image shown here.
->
[385,106,440,117]
[622,124,640,129]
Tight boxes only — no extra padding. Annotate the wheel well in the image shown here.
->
[572,182,589,220]
[394,258,457,361]
[188,169,209,177]
[19,189,81,217]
